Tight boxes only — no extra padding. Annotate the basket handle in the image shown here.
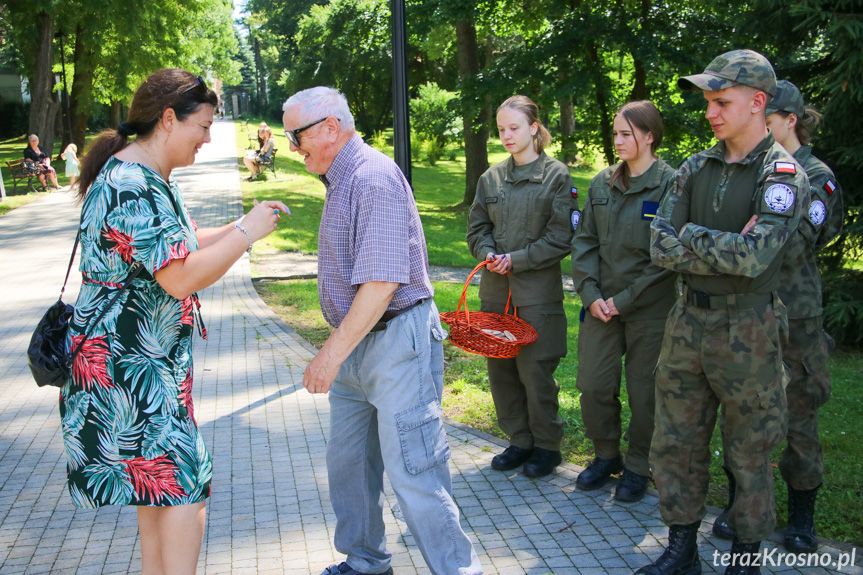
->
[456,260,518,325]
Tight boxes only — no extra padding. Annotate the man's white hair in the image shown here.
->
[283,87,355,132]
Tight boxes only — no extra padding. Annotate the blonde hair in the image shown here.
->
[497,95,551,154]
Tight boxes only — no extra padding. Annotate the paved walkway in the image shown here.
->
[0,121,859,575]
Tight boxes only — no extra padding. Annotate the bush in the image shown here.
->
[823,269,863,348]
[370,130,388,152]
[410,131,423,163]
[424,138,445,166]
[410,82,460,154]
[0,100,29,139]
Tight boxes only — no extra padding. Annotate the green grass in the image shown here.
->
[256,277,863,546]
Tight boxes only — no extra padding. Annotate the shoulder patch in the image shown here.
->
[571,187,578,199]
[774,161,797,175]
[809,200,826,226]
[764,184,795,213]
[824,179,837,195]
[571,209,581,231]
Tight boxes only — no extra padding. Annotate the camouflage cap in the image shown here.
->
[766,80,805,117]
[678,49,777,96]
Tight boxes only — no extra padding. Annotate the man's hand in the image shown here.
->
[589,298,611,322]
[303,348,342,394]
[741,214,758,235]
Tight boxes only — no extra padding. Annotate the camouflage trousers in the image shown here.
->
[778,316,832,491]
[482,300,567,451]
[576,312,666,476]
[651,297,788,544]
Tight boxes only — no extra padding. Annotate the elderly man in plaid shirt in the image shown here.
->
[282,87,482,575]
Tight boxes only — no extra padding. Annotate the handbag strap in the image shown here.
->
[66,261,144,368]
[60,231,81,298]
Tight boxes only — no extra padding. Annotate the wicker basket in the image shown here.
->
[439,260,538,358]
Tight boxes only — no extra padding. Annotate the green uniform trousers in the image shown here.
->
[651,298,788,544]
[576,312,666,476]
[779,316,832,491]
[481,300,567,451]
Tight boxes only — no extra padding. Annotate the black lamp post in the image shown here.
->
[54,30,73,145]
[391,0,411,185]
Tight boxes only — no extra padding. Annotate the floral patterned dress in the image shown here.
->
[60,157,212,508]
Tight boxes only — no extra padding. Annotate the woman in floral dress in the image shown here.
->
[62,69,289,574]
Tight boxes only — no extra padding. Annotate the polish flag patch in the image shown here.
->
[774,161,797,174]
[824,179,837,195]
[571,187,578,199]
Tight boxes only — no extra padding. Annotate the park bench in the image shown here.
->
[5,160,39,193]
[257,149,277,177]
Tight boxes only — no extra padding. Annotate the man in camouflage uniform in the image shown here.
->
[712,80,844,554]
[635,50,809,575]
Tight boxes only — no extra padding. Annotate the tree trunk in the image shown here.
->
[28,12,60,158]
[109,101,122,129]
[629,0,650,101]
[69,23,95,151]
[456,18,489,207]
[588,43,615,166]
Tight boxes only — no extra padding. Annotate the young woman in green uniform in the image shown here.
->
[571,100,676,501]
[467,95,576,478]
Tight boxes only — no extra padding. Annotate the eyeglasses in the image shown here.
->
[181,75,207,95]
[284,117,336,147]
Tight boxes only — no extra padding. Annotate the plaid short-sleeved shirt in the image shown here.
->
[318,134,434,327]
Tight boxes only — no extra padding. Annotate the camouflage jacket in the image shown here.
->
[467,152,576,306]
[571,159,677,321]
[650,133,810,295]
[777,145,844,318]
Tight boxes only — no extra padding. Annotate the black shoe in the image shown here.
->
[724,540,761,575]
[576,455,624,491]
[712,466,736,540]
[491,445,533,471]
[784,485,819,553]
[614,468,649,502]
[522,447,562,478]
[635,521,702,575]
[320,562,393,575]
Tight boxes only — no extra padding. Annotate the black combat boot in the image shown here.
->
[784,485,819,553]
[724,540,761,575]
[634,521,702,575]
[712,466,736,540]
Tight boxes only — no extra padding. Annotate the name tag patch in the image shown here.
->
[809,199,826,226]
[774,161,797,175]
[486,196,499,204]
[764,184,795,213]
[641,201,659,220]
[571,209,581,231]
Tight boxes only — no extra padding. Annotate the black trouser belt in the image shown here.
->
[370,299,426,332]
[682,286,774,310]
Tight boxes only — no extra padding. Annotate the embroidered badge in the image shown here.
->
[571,210,581,231]
[571,187,578,199]
[824,180,837,195]
[774,161,797,175]
[641,201,659,220]
[809,199,826,226]
[764,184,795,213]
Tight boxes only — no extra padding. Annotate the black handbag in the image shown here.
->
[28,232,142,388]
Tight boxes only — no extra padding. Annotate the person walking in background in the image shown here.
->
[466,95,576,478]
[61,142,80,189]
[64,69,288,575]
[570,100,676,502]
[637,50,809,575]
[711,80,844,554]
[22,134,60,190]
[283,86,481,575]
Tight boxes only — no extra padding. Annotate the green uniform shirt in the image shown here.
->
[651,133,809,294]
[467,151,576,306]
[777,145,844,319]
[571,159,677,321]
